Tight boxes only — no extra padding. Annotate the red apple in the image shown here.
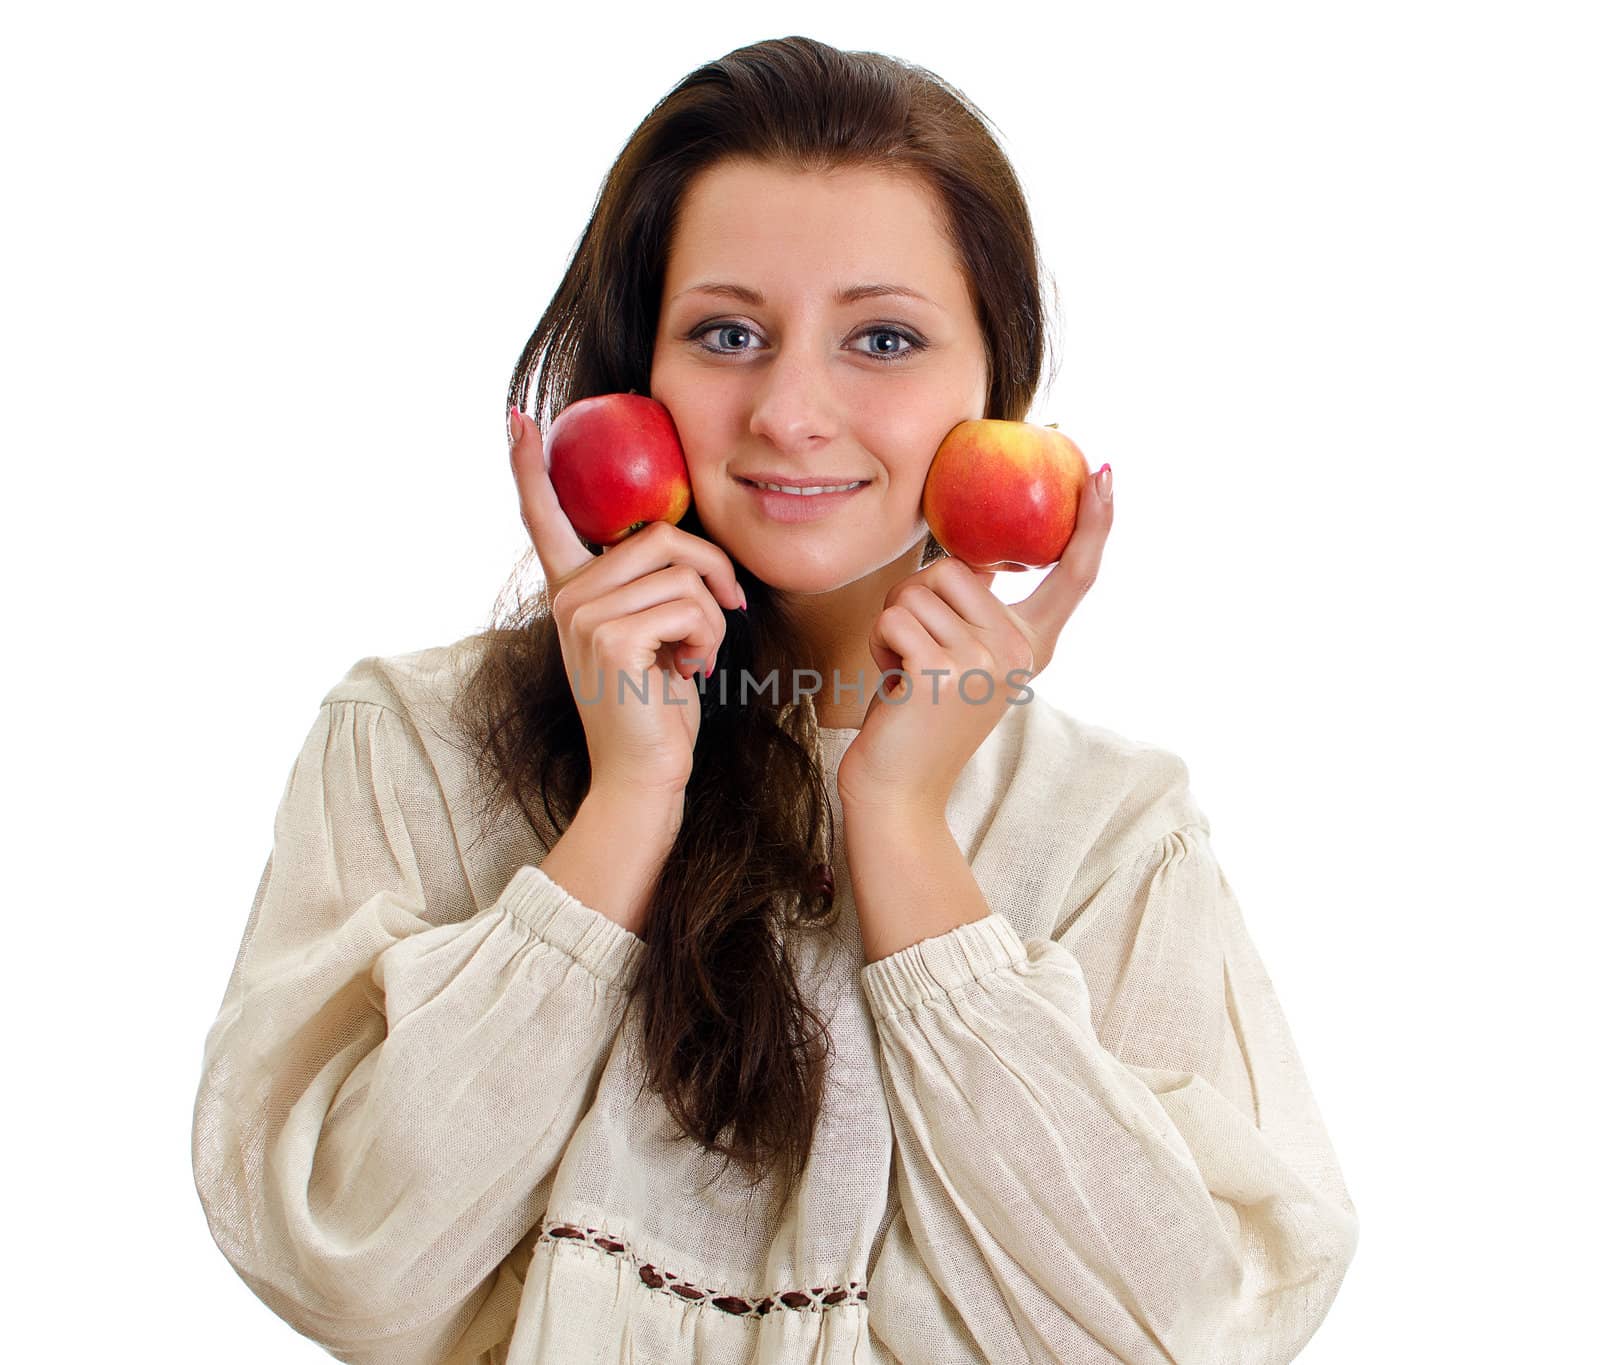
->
[545,392,692,546]
[922,420,1090,571]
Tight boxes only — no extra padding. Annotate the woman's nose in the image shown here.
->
[746,341,843,451]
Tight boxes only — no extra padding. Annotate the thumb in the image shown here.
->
[511,406,592,586]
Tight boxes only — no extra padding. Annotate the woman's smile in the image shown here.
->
[736,473,873,523]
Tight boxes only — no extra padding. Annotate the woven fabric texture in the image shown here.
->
[191,634,1358,1363]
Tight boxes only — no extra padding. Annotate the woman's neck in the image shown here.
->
[777,545,925,729]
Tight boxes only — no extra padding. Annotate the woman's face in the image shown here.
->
[650,158,990,597]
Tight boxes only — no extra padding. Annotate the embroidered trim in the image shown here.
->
[538,1219,868,1317]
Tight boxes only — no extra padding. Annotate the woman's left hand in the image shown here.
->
[836,463,1113,819]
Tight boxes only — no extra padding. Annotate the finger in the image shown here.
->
[889,559,1005,625]
[1015,460,1113,639]
[578,564,728,673]
[894,570,1036,695]
[510,407,593,589]
[868,604,938,697]
[595,599,724,682]
[573,520,745,616]
[886,583,973,652]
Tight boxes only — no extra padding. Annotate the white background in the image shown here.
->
[6,1,1596,1359]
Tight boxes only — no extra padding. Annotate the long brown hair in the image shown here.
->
[451,35,1057,1211]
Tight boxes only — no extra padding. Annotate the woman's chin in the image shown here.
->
[705,521,925,598]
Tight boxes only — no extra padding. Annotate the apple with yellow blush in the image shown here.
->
[922,420,1091,572]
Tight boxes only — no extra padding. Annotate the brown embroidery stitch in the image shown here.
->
[540,1219,868,1318]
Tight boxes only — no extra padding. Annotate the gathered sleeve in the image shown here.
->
[860,823,1359,1365]
[190,698,646,1361]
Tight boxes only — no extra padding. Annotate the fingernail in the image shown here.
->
[738,588,749,610]
[1096,463,1113,502]
[509,407,523,442]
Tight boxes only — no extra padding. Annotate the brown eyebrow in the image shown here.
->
[672,281,942,312]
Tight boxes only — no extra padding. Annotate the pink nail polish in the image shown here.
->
[1096,463,1113,502]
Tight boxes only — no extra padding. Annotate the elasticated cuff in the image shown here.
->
[859,913,1027,1021]
[500,863,647,992]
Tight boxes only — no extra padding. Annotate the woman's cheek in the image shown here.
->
[687,464,735,536]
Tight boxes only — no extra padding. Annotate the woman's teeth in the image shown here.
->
[746,480,866,495]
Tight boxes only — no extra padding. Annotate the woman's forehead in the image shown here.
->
[664,162,965,307]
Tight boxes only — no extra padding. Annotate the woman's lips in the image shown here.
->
[737,477,870,524]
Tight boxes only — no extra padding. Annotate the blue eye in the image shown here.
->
[688,322,926,365]
[856,328,920,361]
[696,323,758,354]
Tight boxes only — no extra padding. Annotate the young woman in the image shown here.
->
[192,36,1359,1365]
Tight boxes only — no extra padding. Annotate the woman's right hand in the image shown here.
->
[509,405,744,800]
